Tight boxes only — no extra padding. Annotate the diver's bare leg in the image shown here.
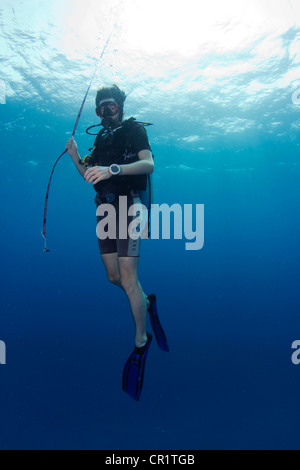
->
[101,253,122,288]
[118,256,148,348]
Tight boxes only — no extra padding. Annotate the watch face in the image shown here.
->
[110,164,120,175]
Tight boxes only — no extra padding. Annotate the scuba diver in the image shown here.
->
[65,85,169,401]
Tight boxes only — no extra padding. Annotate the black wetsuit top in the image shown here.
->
[91,118,152,197]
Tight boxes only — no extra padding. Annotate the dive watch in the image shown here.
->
[109,164,121,176]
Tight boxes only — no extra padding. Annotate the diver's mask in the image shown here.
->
[96,99,119,119]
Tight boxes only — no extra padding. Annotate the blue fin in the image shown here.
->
[147,294,169,352]
[122,334,153,401]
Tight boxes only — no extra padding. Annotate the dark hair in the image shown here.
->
[95,85,127,120]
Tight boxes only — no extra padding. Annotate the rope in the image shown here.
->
[41,30,114,252]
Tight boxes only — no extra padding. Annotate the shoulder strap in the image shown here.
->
[94,128,107,146]
[120,117,153,131]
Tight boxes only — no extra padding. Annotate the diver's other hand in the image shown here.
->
[84,166,111,185]
[66,137,78,158]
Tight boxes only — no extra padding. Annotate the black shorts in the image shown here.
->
[95,191,142,257]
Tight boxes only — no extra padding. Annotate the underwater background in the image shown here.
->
[1,0,300,450]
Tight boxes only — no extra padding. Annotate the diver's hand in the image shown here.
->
[66,137,78,158]
[84,166,111,185]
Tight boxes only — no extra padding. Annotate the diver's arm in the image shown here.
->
[66,137,87,179]
[71,153,87,179]
[84,150,154,185]
[119,150,154,176]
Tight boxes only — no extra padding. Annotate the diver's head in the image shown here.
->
[95,85,126,128]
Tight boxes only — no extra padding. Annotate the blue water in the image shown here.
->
[1,0,300,450]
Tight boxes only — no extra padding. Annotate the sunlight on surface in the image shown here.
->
[1,0,300,144]
[58,0,300,60]
[53,0,300,92]
[121,0,257,55]
[2,0,300,83]
[89,0,300,55]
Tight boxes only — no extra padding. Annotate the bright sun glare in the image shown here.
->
[121,0,246,55]
[61,0,300,63]
[118,0,300,56]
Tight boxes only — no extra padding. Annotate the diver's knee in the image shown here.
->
[107,273,121,286]
[120,276,137,293]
